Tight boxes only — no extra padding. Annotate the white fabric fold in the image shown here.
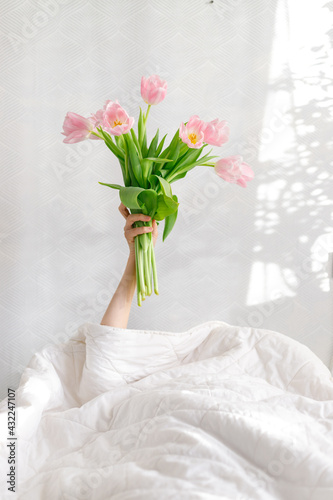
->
[1,320,333,500]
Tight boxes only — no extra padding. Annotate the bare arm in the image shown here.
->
[100,203,158,329]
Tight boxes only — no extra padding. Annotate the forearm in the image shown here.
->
[100,253,136,329]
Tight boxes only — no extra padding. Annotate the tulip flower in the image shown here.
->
[204,119,230,147]
[141,75,167,105]
[103,100,134,136]
[88,109,105,138]
[61,112,97,144]
[89,100,115,134]
[179,115,207,149]
[214,155,254,187]
[90,109,104,128]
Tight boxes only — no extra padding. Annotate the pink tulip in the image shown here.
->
[141,75,167,105]
[90,109,104,128]
[214,155,254,187]
[88,109,105,139]
[61,112,96,144]
[204,119,230,147]
[103,100,134,136]
[179,115,207,149]
[89,100,113,134]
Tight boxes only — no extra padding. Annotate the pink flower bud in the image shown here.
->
[61,112,95,144]
[179,115,207,149]
[204,119,230,147]
[103,100,134,136]
[214,155,254,187]
[141,75,167,105]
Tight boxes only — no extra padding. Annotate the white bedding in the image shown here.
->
[1,320,333,500]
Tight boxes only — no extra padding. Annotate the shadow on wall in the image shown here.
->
[235,1,333,364]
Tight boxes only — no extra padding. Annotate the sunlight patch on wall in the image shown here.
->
[257,0,293,164]
[246,261,295,307]
[311,233,333,292]
[257,0,332,164]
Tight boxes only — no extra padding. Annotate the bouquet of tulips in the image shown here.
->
[62,75,254,306]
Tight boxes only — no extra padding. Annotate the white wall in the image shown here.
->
[1,0,333,400]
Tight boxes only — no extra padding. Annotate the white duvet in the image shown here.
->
[1,320,333,500]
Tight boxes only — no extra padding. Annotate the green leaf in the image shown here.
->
[137,189,158,217]
[119,158,131,187]
[158,145,171,160]
[149,174,172,198]
[130,128,142,157]
[127,158,140,187]
[146,157,174,163]
[169,128,180,149]
[163,194,178,241]
[159,130,179,160]
[154,193,179,221]
[172,146,203,172]
[114,136,126,156]
[163,140,180,170]
[159,168,169,178]
[120,187,144,208]
[164,147,217,184]
[141,158,153,188]
[124,134,144,186]
[141,129,148,157]
[154,129,181,173]
[148,174,158,190]
[155,134,167,157]
[168,171,187,183]
[167,131,181,161]
[119,186,157,218]
[172,149,188,166]
[147,129,159,158]
[97,127,124,160]
[179,143,189,156]
[175,154,218,178]
[98,182,122,190]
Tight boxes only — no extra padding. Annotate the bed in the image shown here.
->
[1,319,333,499]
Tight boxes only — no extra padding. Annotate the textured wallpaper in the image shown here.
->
[1,0,333,400]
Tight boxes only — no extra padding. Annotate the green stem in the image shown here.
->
[148,233,153,295]
[135,236,141,307]
[144,254,148,295]
[138,236,146,297]
[130,128,142,159]
[151,244,159,295]
[148,243,152,296]
[120,135,130,186]
[144,104,151,124]
[90,131,103,139]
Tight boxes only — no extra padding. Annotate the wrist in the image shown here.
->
[124,252,136,279]
[128,251,136,262]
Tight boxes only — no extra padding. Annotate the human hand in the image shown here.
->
[118,202,158,256]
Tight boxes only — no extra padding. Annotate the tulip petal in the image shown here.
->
[240,162,255,180]
[61,112,94,143]
[236,177,247,188]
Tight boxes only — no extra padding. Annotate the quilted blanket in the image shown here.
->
[1,320,333,500]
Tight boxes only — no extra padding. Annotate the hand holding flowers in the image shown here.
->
[119,202,158,256]
[61,74,254,306]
